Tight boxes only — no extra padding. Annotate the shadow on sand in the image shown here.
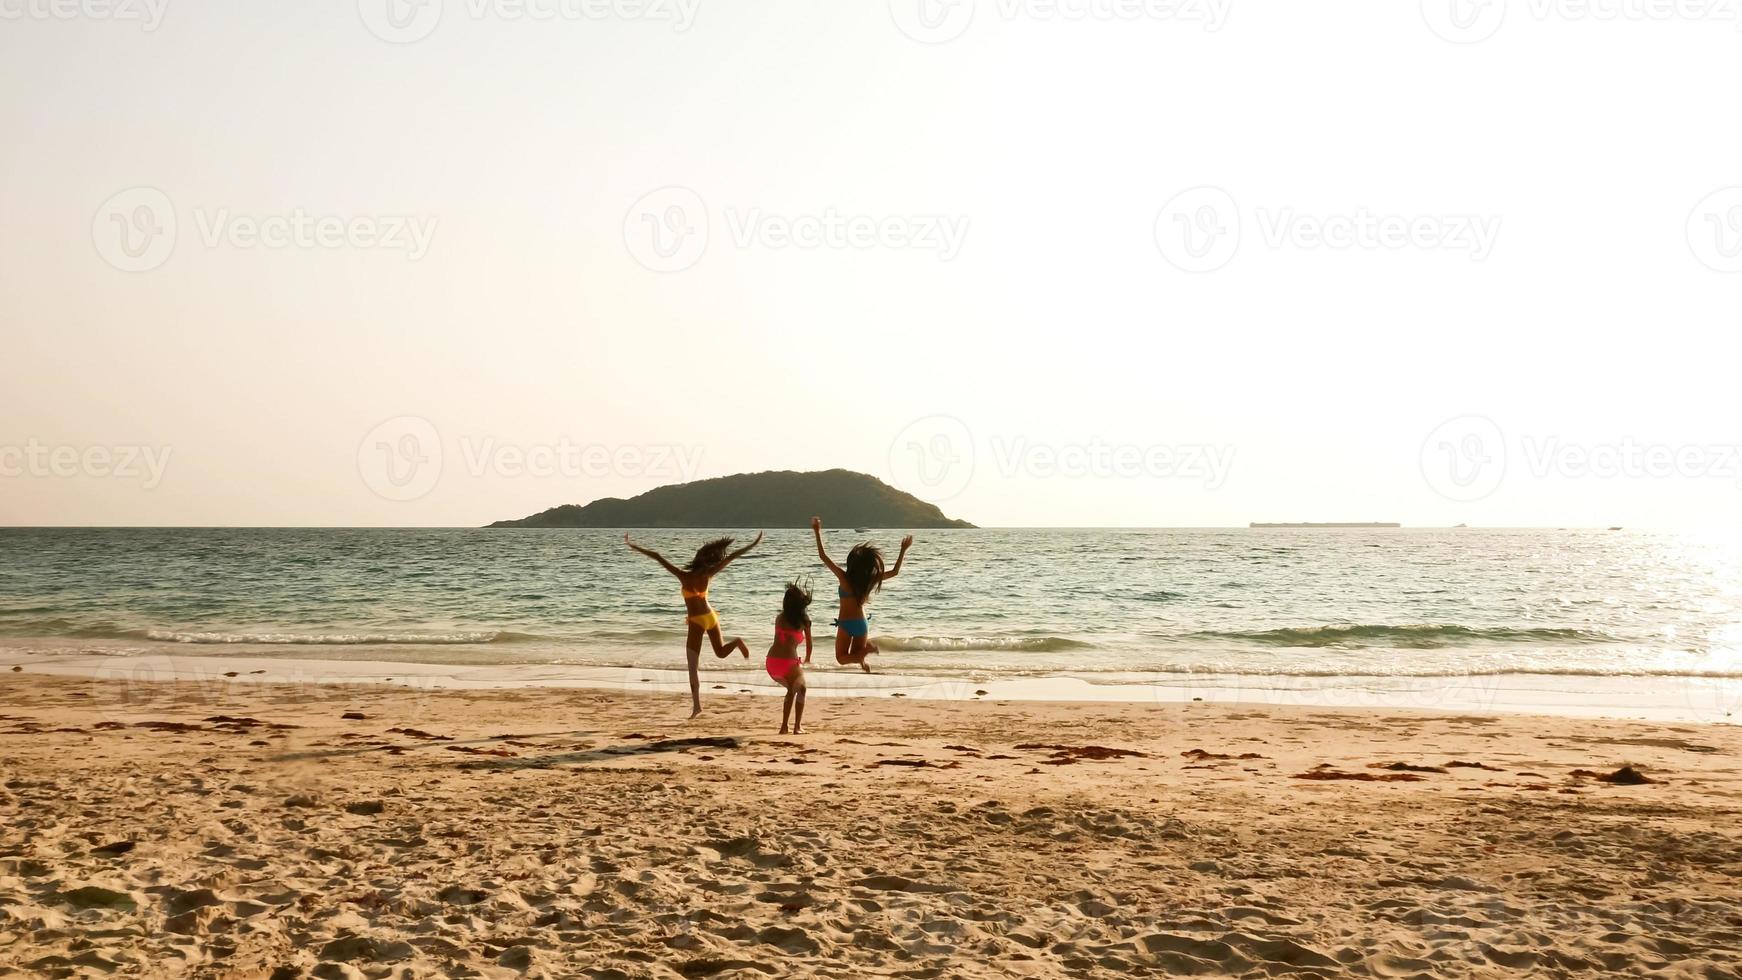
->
[464,735,744,770]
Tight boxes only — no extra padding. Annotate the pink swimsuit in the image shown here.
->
[766,623,806,683]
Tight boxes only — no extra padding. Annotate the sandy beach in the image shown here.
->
[3,671,1741,979]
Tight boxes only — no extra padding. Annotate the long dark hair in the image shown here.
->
[685,537,734,575]
[780,580,812,630]
[844,543,884,602]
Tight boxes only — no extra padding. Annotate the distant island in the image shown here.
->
[488,469,976,529]
[1250,522,1402,529]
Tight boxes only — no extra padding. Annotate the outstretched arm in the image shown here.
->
[624,534,684,578]
[881,535,914,582]
[811,517,844,578]
[717,531,764,571]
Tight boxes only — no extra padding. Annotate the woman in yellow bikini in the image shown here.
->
[624,532,762,717]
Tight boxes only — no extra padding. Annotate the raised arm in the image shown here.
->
[811,517,844,578]
[717,531,764,571]
[881,534,914,581]
[624,534,684,578]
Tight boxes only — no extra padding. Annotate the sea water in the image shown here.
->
[2,527,1739,687]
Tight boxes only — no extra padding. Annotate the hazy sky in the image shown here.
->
[3,1,1740,528]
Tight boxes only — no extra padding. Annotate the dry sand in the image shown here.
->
[2,672,1741,978]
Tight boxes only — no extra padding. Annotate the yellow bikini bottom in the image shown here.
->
[686,610,719,631]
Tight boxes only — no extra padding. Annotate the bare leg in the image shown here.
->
[686,644,702,718]
[834,631,861,667]
[708,627,750,660]
[779,667,807,734]
[850,635,876,674]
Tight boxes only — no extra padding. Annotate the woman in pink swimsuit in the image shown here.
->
[766,582,813,734]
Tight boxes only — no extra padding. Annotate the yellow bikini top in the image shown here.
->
[681,586,708,600]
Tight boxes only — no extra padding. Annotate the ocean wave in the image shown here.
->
[1093,665,1742,680]
[1182,624,1620,649]
[0,619,550,646]
[0,606,65,617]
[0,618,181,641]
[586,628,688,643]
[131,629,542,646]
[876,635,1095,654]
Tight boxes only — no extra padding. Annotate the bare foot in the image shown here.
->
[860,659,873,674]
[779,727,789,734]
[690,706,702,719]
[793,726,803,734]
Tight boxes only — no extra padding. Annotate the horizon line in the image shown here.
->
[0,524,1682,532]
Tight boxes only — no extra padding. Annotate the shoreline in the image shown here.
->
[3,672,1740,977]
[4,645,1736,726]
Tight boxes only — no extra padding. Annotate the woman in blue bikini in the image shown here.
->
[810,517,912,672]
[624,532,762,717]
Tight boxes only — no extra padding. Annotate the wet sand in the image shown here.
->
[2,672,1741,978]
[4,646,1733,725]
